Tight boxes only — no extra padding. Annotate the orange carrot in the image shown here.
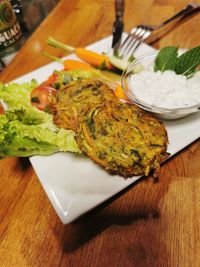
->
[42,51,94,71]
[47,37,113,70]
[114,84,128,101]
[63,59,93,71]
[75,48,113,69]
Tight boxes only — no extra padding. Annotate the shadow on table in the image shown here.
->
[50,139,200,253]
[62,210,160,253]
[17,157,32,171]
[54,176,161,253]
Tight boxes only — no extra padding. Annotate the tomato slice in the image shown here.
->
[46,73,58,85]
[31,83,57,111]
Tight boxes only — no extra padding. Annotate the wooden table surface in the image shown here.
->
[0,0,200,266]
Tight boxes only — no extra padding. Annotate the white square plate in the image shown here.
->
[13,35,200,224]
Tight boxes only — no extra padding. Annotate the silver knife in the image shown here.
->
[112,0,125,51]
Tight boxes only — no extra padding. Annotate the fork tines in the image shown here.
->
[118,26,151,58]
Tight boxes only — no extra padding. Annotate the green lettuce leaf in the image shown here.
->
[0,80,52,123]
[0,80,38,109]
[0,81,80,158]
[0,109,80,158]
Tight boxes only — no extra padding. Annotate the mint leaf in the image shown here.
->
[175,46,200,77]
[154,46,178,72]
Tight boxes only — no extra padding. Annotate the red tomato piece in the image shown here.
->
[46,73,58,85]
[31,83,57,111]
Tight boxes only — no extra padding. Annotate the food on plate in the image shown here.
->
[0,81,80,158]
[42,51,94,71]
[30,69,102,109]
[51,77,169,177]
[51,69,102,88]
[130,69,200,109]
[0,70,106,159]
[76,101,168,177]
[30,68,125,113]
[46,37,138,72]
[47,37,113,70]
[154,46,200,77]
[31,83,57,111]
[109,55,135,72]
[0,101,5,114]
[0,68,168,176]
[126,46,200,111]
[51,79,117,132]
[114,84,128,100]
[62,59,93,71]
[0,110,79,158]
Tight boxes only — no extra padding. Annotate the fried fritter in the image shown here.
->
[51,78,168,177]
[76,101,168,177]
[52,79,116,132]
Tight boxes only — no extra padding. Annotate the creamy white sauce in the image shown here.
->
[130,70,200,109]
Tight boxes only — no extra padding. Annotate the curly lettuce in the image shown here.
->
[0,80,80,158]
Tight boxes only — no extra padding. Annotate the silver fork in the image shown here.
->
[118,2,200,58]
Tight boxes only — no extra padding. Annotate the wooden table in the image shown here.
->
[0,0,200,266]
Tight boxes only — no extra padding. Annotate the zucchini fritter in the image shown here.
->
[51,78,168,177]
[52,79,116,131]
[76,101,168,177]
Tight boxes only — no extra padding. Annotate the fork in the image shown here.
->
[118,2,200,58]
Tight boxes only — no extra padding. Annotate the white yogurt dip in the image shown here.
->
[130,69,200,109]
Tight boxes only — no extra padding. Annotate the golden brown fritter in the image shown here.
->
[51,78,169,177]
[52,79,116,132]
[76,101,168,177]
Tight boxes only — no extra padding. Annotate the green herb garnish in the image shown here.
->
[175,46,200,77]
[154,45,200,78]
[154,46,178,72]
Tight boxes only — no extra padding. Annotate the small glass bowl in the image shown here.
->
[121,52,200,120]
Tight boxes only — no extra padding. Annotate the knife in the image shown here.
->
[112,0,125,50]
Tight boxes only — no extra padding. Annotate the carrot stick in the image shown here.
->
[42,51,93,71]
[47,37,113,70]
[114,84,128,101]
[75,48,112,69]
[63,59,93,71]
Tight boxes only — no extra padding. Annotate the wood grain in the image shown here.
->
[0,0,200,266]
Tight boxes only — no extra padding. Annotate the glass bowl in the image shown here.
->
[121,52,200,120]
